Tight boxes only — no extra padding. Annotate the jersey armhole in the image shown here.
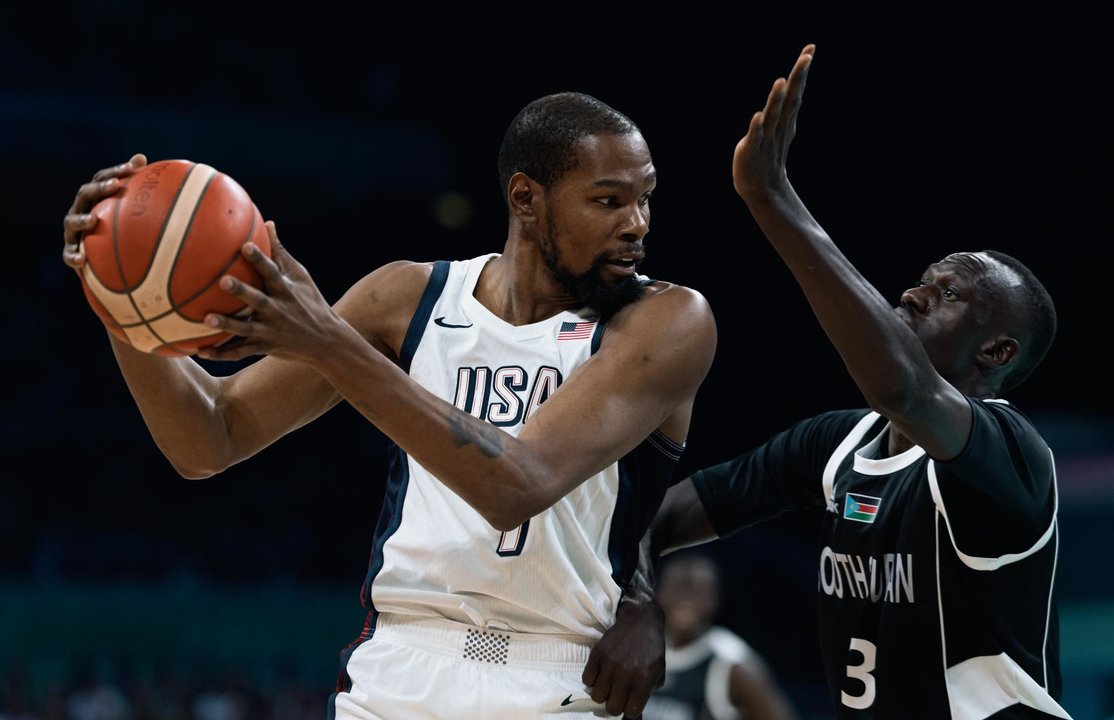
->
[399,260,451,372]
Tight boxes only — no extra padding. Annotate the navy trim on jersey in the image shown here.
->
[399,260,450,372]
[647,430,686,461]
[333,447,411,717]
[608,429,685,586]
[361,443,412,620]
[590,320,605,354]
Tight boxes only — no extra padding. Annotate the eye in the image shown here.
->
[639,192,652,206]
[596,196,619,207]
[943,285,960,299]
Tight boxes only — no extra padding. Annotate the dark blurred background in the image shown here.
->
[3,8,1112,719]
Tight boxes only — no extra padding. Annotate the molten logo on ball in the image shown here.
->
[78,159,272,357]
[127,161,168,219]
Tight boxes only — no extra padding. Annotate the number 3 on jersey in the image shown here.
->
[843,637,877,709]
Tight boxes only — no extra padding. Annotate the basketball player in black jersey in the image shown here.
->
[602,44,1069,718]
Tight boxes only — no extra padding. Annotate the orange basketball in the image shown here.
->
[78,159,271,356]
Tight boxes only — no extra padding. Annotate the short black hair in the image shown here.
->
[496,91,639,203]
[984,250,1057,394]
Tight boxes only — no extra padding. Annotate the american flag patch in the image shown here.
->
[843,493,881,523]
[558,321,596,340]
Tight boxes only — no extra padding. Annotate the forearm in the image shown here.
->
[108,333,233,478]
[651,479,719,557]
[309,323,549,531]
[623,528,660,607]
[742,185,936,409]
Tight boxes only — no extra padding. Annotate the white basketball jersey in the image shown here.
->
[359,254,683,638]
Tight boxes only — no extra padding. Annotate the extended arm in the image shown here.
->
[732,45,971,459]
[199,231,717,530]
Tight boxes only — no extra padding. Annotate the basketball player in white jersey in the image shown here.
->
[602,45,1069,718]
[61,91,716,718]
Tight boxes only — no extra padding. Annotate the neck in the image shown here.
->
[886,428,916,458]
[476,241,581,325]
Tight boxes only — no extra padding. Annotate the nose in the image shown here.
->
[900,285,932,313]
[618,204,649,241]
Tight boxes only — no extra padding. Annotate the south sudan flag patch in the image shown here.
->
[844,493,881,523]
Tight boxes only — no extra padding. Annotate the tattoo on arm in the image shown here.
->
[448,413,503,458]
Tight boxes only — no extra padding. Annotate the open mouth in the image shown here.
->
[606,247,644,271]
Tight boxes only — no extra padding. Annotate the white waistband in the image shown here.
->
[373,613,594,671]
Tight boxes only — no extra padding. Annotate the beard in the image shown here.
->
[541,220,646,322]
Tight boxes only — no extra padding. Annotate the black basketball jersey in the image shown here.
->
[643,627,753,720]
[692,399,1071,719]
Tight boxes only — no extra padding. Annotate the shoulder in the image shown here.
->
[935,398,1057,545]
[974,398,1043,433]
[334,260,438,358]
[606,279,716,350]
[603,279,717,382]
[336,259,435,320]
[349,259,436,295]
[953,397,1052,471]
[706,627,753,664]
[639,278,714,316]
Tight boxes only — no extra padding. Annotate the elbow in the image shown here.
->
[163,449,229,481]
[487,516,524,533]
[474,462,556,531]
[175,465,217,481]
[484,505,538,533]
[480,491,549,532]
[154,432,238,480]
[169,459,221,481]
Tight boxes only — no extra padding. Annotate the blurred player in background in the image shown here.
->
[642,551,799,720]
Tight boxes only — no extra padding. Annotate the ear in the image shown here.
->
[507,172,543,226]
[977,334,1020,371]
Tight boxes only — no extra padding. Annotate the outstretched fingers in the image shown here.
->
[733,43,817,200]
[780,44,814,142]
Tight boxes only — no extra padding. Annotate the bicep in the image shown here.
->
[219,261,427,459]
[517,286,716,492]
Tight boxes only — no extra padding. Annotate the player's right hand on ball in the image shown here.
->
[62,153,147,270]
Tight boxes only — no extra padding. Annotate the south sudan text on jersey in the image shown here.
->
[818,546,914,604]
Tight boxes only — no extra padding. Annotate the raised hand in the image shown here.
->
[732,44,814,203]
